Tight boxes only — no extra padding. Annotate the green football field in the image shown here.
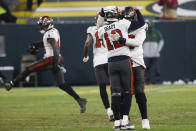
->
[0,85,196,131]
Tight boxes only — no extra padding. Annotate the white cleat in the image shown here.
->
[121,123,135,130]
[142,119,150,130]
[121,115,135,130]
[113,120,121,130]
[107,108,114,121]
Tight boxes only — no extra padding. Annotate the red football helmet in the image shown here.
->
[37,16,54,34]
[124,6,136,19]
[104,6,120,22]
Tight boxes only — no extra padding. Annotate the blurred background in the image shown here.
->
[0,0,196,87]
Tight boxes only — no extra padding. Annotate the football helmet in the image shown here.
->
[123,6,136,20]
[37,16,54,34]
[104,6,119,22]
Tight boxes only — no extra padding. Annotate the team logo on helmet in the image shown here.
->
[104,6,119,22]
[123,6,136,19]
[37,16,54,34]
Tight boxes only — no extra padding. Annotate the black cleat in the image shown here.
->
[4,81,13,91]
[77,98,87,113]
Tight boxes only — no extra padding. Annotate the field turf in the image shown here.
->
[0,85,196,131]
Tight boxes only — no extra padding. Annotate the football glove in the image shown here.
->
[100,8,105,17]
[83,56,89,63]
[118,37,126,44]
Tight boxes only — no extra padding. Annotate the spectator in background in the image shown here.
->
[157,0,178,20]
[143,20,164,84]
[27,0,43,11]
[0,0,17,23]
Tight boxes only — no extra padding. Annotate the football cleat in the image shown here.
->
[142,119,150,130]
[121,123,135,130]
[109,114,115,122]
[77,98,87,113]
[113,120,121,130]
[113,126,121,130]
[107,108,114,121]
[4,81,13,91]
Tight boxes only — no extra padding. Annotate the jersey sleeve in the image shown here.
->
[126,28,146,47]
[98,27,104,40]
[47,30,58,41]
[87,26,94,35]
[120,19,131,31]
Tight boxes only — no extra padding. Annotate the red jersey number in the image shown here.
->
[104,29,125,51]
[95,31,105,48]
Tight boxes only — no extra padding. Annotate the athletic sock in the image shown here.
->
[59,83,80,100]
[135,93,147,119]
[111,95,121,120]
[99,83,110,109]
[120,93,132,116]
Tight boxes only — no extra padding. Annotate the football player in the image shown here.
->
[98,6,135,130]
[111,6,150,130]
[83,12,114,121]
[4,16,87,113]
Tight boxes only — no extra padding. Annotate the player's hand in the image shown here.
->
[110,33,120,41]
[83,56,89,63]
[100,8,105,17]
[118,37,126,44]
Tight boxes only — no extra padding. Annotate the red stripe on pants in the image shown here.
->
[29,57,53,71]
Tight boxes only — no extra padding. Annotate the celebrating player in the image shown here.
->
[111,6,150,130]
[4,16,87,113]
[98,6,135,130]
[83,12,114,121]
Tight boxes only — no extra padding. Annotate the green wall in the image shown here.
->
[0,20,195,86]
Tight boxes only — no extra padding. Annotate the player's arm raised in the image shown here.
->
[128,8,145,31]
[83,33,93,62]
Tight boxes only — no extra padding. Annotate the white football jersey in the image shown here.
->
[127,24,148,68]
[43,28,60,58]
[98,18,131,58]
[87,26,107,67]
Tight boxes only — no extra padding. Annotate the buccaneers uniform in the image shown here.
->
[98,6,134,130]
[5,16,87,113]
[112,6,150,129]
[83,24,114,121]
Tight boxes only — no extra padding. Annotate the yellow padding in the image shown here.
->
[19,0,45,3]
[12,11,33,17]
[32,10,158,17]
[41,1,155,7]
[13,4,38,10]
[16,18,28,24]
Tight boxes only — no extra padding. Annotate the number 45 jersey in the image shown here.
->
[98,19,131,58]
[87,26,108,68]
